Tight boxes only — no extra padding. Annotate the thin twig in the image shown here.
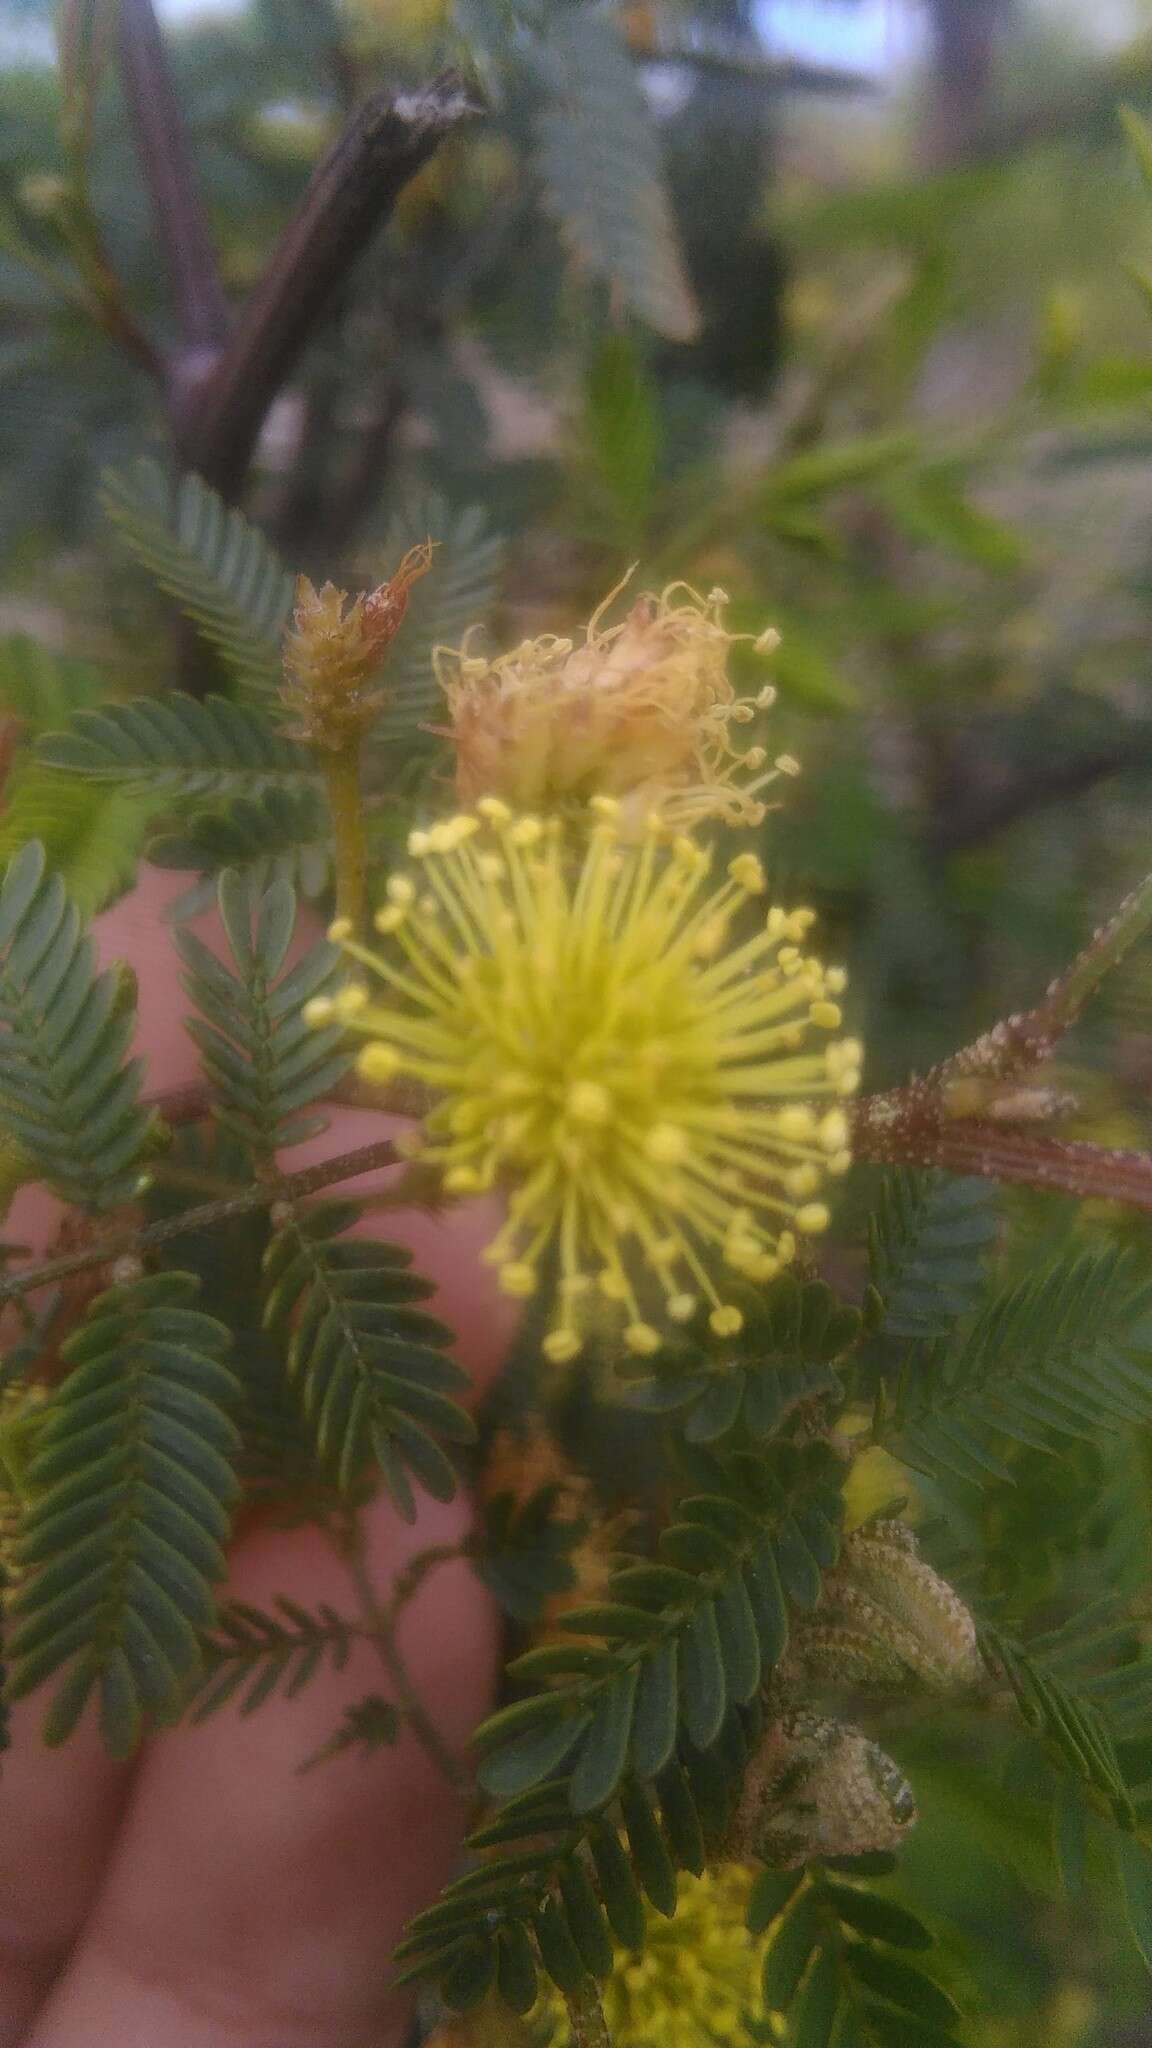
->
[854,1114,1152,1213]
[852,868,1152,1206]
[340,1517,465,1788]
[0,1133,399,1304]
[930,745,1137,854]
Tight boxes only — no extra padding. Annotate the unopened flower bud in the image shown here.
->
[727,1711,916,1864]
[280,543,434,748]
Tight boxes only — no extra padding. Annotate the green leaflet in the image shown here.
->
[176,869,349,1157]
[530,4,699,342]
[760,1871,960,2048]
[261,1201,475,1518]
[979,1626,1133,1827]
[101,461,295,700]
[8,1271,240,1755]
[894,1246,1152,1481]
[190,1596,361,1722]
[38,693,317,801]
[866,1169,997,1340]
[0,841,154,1210]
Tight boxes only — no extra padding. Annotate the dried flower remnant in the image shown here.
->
[305,800,859,1364]
[281,541,434,748]
[439,576,795,829]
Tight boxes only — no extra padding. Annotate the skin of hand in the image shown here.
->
[0,867,517,2048]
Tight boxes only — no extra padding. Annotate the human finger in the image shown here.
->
[26,1487,499,2048]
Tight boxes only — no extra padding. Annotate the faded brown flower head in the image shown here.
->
[280,541,434,749]
[438,576,795,829]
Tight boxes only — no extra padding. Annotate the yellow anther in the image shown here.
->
[589,794,621,819]
[509,817,543,848]
[775,752,802,778]
[374,906,406,933]
[786,1164,820,1198]
[302,995,335,1027]
[477,796,512,824]
[694,917,729,960]
[598,1268,629,1302]
[747,1254,779,1282]
[796,1202,830,1234]
[543,1327,582,1363]
[810,1000,842,1030]
[327,917,353,943]
[443,1164,484,1193]
[777,1105,816,1142]
[645,1124,689,1166]
[709,1306,744,1337]
[825,966,847,995]
[498,1261,538,1298]
[819,1109,849,1152]
[334,983,368,1018]
[567,1080,612,1126]
[728,852,766,894]
[625,1323,662,1356]
[387,875,416,906]
[668,1293,698,1322]
[356,1042,402,1084]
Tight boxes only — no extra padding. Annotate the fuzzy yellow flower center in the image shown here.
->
[313,801,859,1363]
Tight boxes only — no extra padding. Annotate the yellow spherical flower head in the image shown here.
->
[532,1865,768,2048]
[311,801,859,1366]
[439,576,795,831]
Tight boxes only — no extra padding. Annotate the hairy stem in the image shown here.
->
[1,1133,400,1304]
[564,1980,611,2048]
[341,1517,465,1789]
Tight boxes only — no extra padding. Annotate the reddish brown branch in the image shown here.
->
[853,1103,1152,1213]
[1,1134,399,1305]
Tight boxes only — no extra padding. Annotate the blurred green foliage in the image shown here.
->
[8,0,1152,2040]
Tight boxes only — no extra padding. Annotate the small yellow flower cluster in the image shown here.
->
[307,798,858,1365]
[531,1866,767,2048]
[439,577,795,832]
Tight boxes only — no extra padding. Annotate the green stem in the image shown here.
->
[341,1516,465,1791]
[324,743,368,937]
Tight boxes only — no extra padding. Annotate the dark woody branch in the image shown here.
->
[118,0,230,372]
[117,0,474,509]
[176,75,477,498]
